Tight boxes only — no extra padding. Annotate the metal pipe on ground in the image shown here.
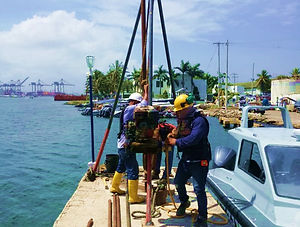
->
[108,199,112,227]
[117,195,121,227]
[113,194,117,227]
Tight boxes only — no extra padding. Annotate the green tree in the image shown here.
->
[275,75,290,80]
[169,69,180,87]
[256,69,271,93]
[175,60,191,89]
[203,73,218,94]
[106,60,123,95]
[85,69,107,98]
[154,65,168,95]
[188,63,204,93]
[129,68,142,92]
[93,70,110,98]
[291,68,300,79]
[121,79,134,95]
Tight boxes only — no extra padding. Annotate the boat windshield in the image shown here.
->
[265,145,300,200]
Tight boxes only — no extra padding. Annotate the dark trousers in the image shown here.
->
[116,148,139,180]
[174,159,208,218]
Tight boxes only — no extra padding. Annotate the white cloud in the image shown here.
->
[89,0,250,42]
[1,0,299,92]
[0,10,131,92]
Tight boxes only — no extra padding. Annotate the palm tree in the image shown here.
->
[129,68,142,92]
[121,79,134,95]
[188,63,204,92]
[275,75,290,80]
[203,72,218,94]
[154,65,168,95]
[93,70,110,98]
[291,68,300,79]
[107,60,123,95]
[256,70,271,93]
[175,60,191,89]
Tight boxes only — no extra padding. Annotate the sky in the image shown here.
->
[0,0,299,93]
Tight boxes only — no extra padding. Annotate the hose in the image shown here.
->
[131,186,161,219]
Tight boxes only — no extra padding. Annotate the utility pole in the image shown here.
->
[231,73,238,93]
[225,40,229,110]
[213,42,225,107]
[251,63,255,96]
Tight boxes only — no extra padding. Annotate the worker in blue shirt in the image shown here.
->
[167,94,211,227]
[110,84,148,204]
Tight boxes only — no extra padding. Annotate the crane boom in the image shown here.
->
[19,76,29,85]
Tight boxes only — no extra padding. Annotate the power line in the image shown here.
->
[225,40,229,110]
[205,45,217,71]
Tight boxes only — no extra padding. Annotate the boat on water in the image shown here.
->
[54,94,87,101]
[207,106,300,226]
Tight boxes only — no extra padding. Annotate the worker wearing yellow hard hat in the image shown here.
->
[173,93,194,112]
[167,93,212,226]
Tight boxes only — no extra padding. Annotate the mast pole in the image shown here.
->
[145,0,154,225]
[157,0,176,101]
[92,6,141,172]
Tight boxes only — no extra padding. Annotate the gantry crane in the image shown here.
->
[53,78,74,93]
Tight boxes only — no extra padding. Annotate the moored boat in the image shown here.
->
[207,106,300,227]
[54,94,87,101]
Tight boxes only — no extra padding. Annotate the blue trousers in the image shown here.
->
[116,148,139,180]
[174,159,208,218]
[155,147,174,179]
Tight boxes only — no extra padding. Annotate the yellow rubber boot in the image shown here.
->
[128,180,145,204]
[110,172,125,195]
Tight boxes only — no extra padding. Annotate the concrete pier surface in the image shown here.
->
[54,168,233,227]
[203,107,300,128]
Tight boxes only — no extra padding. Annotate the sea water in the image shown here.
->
[0,97,238,227]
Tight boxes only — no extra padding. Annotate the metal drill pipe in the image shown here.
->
[146,153,153,225]
[141,0,147,83]
[108,199,112,227]
[117,195,121,227]
[148,0,154,105]
[113,194,117,227]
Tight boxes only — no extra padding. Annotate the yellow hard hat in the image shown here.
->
[173,94,193,112]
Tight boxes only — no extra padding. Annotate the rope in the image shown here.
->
[131,186,161,219]
[130,148,229,225]
[159,202,228,225]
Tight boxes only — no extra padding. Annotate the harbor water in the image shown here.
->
[0,97,238,227]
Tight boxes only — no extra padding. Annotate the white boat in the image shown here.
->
[207,106,300,227]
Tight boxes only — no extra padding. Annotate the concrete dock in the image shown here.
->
[54,168,233,227]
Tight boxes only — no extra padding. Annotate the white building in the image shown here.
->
[153,74,207,100]
[271,79,300,104]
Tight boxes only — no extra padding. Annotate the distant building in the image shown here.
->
[152,78,169,97]
[243,87,261,96]
[172,75,207,100]
[153,75,207,100]
[220,85,245,95]
[271,79,300,104]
